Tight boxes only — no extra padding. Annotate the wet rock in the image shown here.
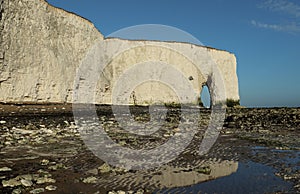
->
[0,120,6,124]
[12,188,22,194]
[17,174,34,181]
[40,159,49,166]
[98,163,112,174]
[0,166,12,172]
[136,189,145,194]
[29,188,45,194]
[21,179,33,187]
[45,185,57,191]
[48,163,66,170]
[2,178,21,187]
[36,177,56,184]
[82,176,98,184]
[37,169,51,177]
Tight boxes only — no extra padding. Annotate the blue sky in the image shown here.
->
[47,0,300,107]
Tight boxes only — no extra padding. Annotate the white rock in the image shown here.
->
[30,188,45,194]
[40,159,50,166]
[0,120,6,124]
[17,174,33,180]
[36,177,56,184]
[0,167,12,172]
[82,176,97,184]
[21,179,33,187]
[45,185,57,191]
[12,188,22,194]
[98,163,112,174]
[2,178,21,187]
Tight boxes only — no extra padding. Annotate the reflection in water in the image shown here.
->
[96,160,238,190]
[157,162,293,194]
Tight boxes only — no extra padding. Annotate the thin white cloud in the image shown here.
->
[251,20,300,33]
[251,20,282,31]
[259,0,300,17]
[253,0,300,34]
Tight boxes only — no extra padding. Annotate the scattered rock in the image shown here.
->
[98,163,112,174]
[36,177,56,184]
[0,120,6,124]
[2,178,21,187]
[40,159,49,166]
[45,185,57,191]
[21,179,33,187]
[30,188,45,194]
[17,174,34,181]
[82,176,98,184]
[48,163,66,170]
[136,189,145,194]
[0,167,12,172]
[12,188,22,194]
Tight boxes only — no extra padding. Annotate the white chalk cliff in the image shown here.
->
[0,0,239,105]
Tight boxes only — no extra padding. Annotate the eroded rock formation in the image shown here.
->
[0,0,239,105]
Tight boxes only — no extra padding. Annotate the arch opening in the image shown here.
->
[200,85,211,108]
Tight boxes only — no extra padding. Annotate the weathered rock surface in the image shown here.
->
[0,0,103,103]
[0,0,239,105]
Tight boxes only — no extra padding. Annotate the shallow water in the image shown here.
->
[156,161,294,194]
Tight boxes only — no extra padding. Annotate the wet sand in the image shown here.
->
[0,104,299,194]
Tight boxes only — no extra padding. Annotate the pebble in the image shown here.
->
[136,189,145,194]
[82,176,98,184]
[21,179,33,187]
[0,120,6,124]
[2,178,21,187]
[37,169,51,176]
[36,177,56,184]
[18,174,34,181]
[12,188,22,194]
[40,159,50,166]
[0,167,12,172]
[48,163,66,170]
[98,163,112,173]
[45,185,57,191]
[30,188,45,194]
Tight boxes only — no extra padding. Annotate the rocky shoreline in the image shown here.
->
[0,104,299,193]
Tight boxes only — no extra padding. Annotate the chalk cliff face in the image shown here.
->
[0,0,103,103]
[0,0,239,105]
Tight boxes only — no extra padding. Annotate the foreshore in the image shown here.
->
[0,104,299,193]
